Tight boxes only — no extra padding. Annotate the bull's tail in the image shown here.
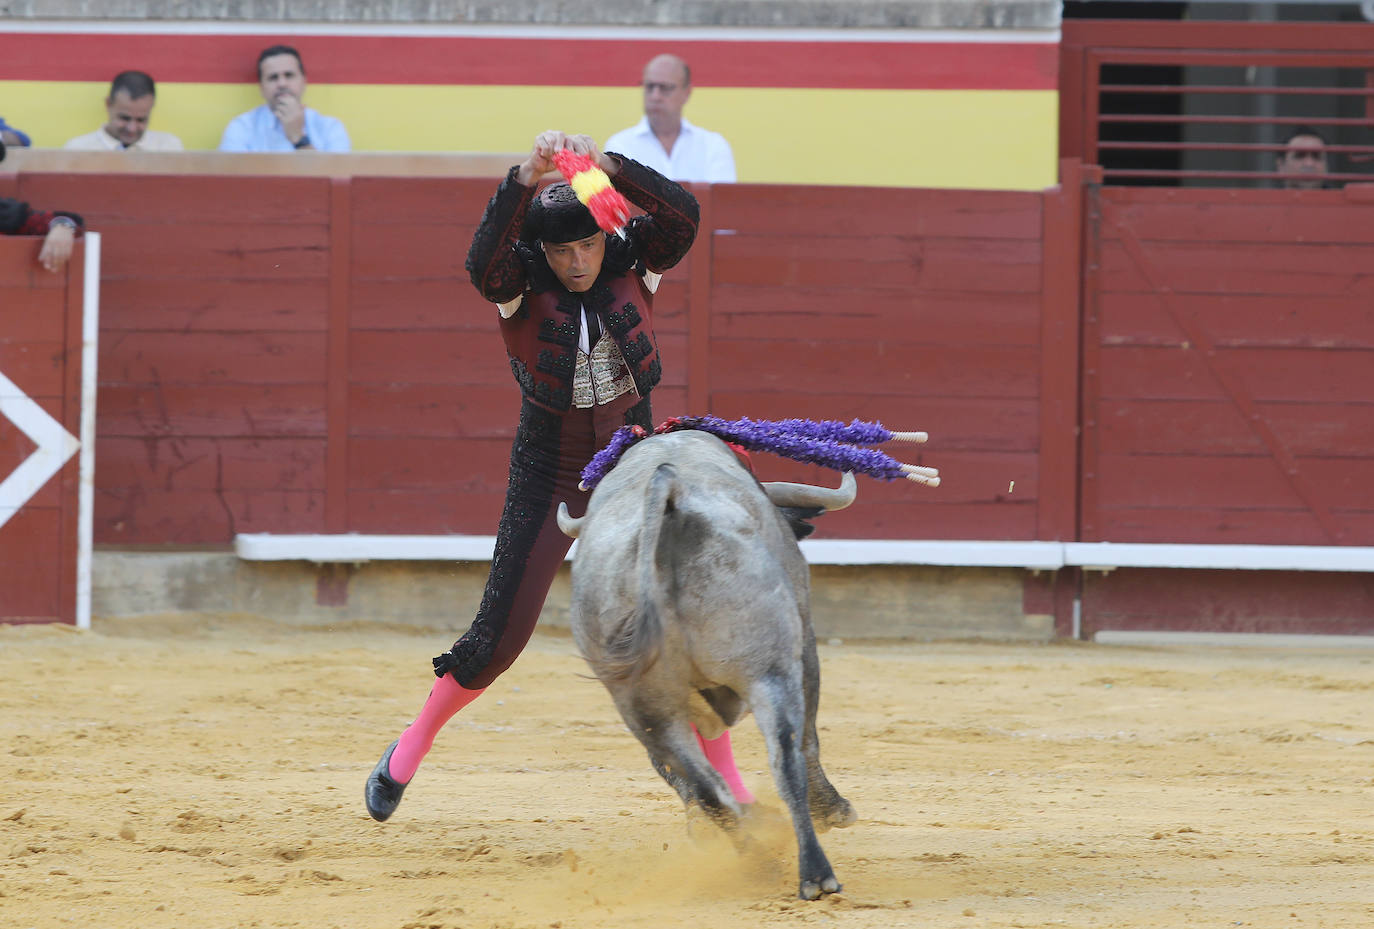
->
[588,463,675,683]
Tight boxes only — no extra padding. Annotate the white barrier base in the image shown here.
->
[234,533,1374,572]
[1095,630,1374,648]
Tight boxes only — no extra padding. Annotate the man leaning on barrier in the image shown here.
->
[0,138,84,272]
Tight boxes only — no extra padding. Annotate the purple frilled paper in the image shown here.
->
[580,416,925,491]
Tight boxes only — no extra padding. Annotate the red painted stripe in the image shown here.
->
[0,33,1057,90]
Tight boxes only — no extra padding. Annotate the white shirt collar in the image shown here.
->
[97,127,130,150]
[628,115,699,139]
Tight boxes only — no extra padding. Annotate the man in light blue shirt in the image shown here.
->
[0,116,31,148]
[219,45,350,153]
[605,54,735,183]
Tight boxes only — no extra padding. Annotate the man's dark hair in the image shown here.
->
[109,70,156,100]
[1284,124,1328,146]
[257,45,306,79]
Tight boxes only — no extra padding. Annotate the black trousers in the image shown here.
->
[434,392,652,689]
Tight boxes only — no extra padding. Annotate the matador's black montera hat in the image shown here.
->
[524,182,602,244]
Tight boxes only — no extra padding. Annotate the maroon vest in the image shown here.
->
[498,271,661,413]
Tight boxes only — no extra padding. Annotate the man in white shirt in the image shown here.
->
[219,45,350,153]
[605,54,736,183]
[63,71,184,152]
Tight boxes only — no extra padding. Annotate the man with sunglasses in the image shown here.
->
[605,53,736,183]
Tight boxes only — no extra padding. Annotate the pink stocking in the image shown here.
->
[388,675,485,784]
[694,726,756,804]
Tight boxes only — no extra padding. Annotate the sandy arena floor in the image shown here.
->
[2,613,1372,929]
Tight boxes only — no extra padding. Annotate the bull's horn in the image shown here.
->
[556,501,585,538]
[761,471,857,512]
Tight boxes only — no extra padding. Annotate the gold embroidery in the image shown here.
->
[572,333,637,408]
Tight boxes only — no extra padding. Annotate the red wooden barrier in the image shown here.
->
[702,183,1048,539]
[1081,184,1374,546]
[0,236,86,623]
[1076,183,1374,637]
[6,166,1373,637]
[9,170,1057,545]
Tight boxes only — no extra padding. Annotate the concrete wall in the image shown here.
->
[91,551,1054,642]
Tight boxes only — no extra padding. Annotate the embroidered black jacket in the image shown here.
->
[465,155,699,412]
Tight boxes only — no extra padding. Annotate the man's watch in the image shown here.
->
[48,216,78,232]
[293,135,311,150]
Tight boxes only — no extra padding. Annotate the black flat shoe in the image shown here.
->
[365,740,408,822]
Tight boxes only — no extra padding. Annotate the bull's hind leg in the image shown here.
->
[800,633,856,831]
[749,673,840,900]
[616,699,741,832]
[804,734,856,832]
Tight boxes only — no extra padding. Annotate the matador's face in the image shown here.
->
[541,232,606,293]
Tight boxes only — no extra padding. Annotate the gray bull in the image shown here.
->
[556,429,857,900]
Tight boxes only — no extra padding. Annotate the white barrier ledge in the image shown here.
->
[1064,542,1374,573]
[234,534,1374,572]
[236,533,503,563]
[1096,631,1374,648]
[798,539,1065,569]
[233,534,1065,568]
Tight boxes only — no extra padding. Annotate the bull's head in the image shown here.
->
[556,471,856,539]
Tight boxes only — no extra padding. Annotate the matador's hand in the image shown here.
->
[518,131,616,185]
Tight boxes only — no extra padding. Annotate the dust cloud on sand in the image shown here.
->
[2,613,1373,929]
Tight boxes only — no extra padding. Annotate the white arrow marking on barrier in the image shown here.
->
[0,369,81,531]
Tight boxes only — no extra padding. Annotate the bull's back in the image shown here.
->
[571,432,809,682]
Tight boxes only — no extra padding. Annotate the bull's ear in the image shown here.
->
[777,505,825,540]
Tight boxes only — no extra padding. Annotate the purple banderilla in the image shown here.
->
[578,415,938,492]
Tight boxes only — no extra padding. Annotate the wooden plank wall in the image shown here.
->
[9,170,1373,635]
[0,233,83,622]
[17,173,338,544]
[14,172,1043,545]
[1077,184,1374,638]
[1083,186,1374,546]
[704,185,1046,540]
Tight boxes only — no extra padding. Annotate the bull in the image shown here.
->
[556,428,857,900]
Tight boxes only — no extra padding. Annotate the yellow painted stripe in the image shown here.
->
[3,81,1057,190]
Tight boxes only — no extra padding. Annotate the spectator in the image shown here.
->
[63,71,184,152]
[0,116,31,148]
[219,45,350,152]
[0,138,84,272]
[605,53,736,183]
[1276,126,1330,189]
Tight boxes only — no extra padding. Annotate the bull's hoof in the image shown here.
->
[364,740,407,822]
[799,874,842,900]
